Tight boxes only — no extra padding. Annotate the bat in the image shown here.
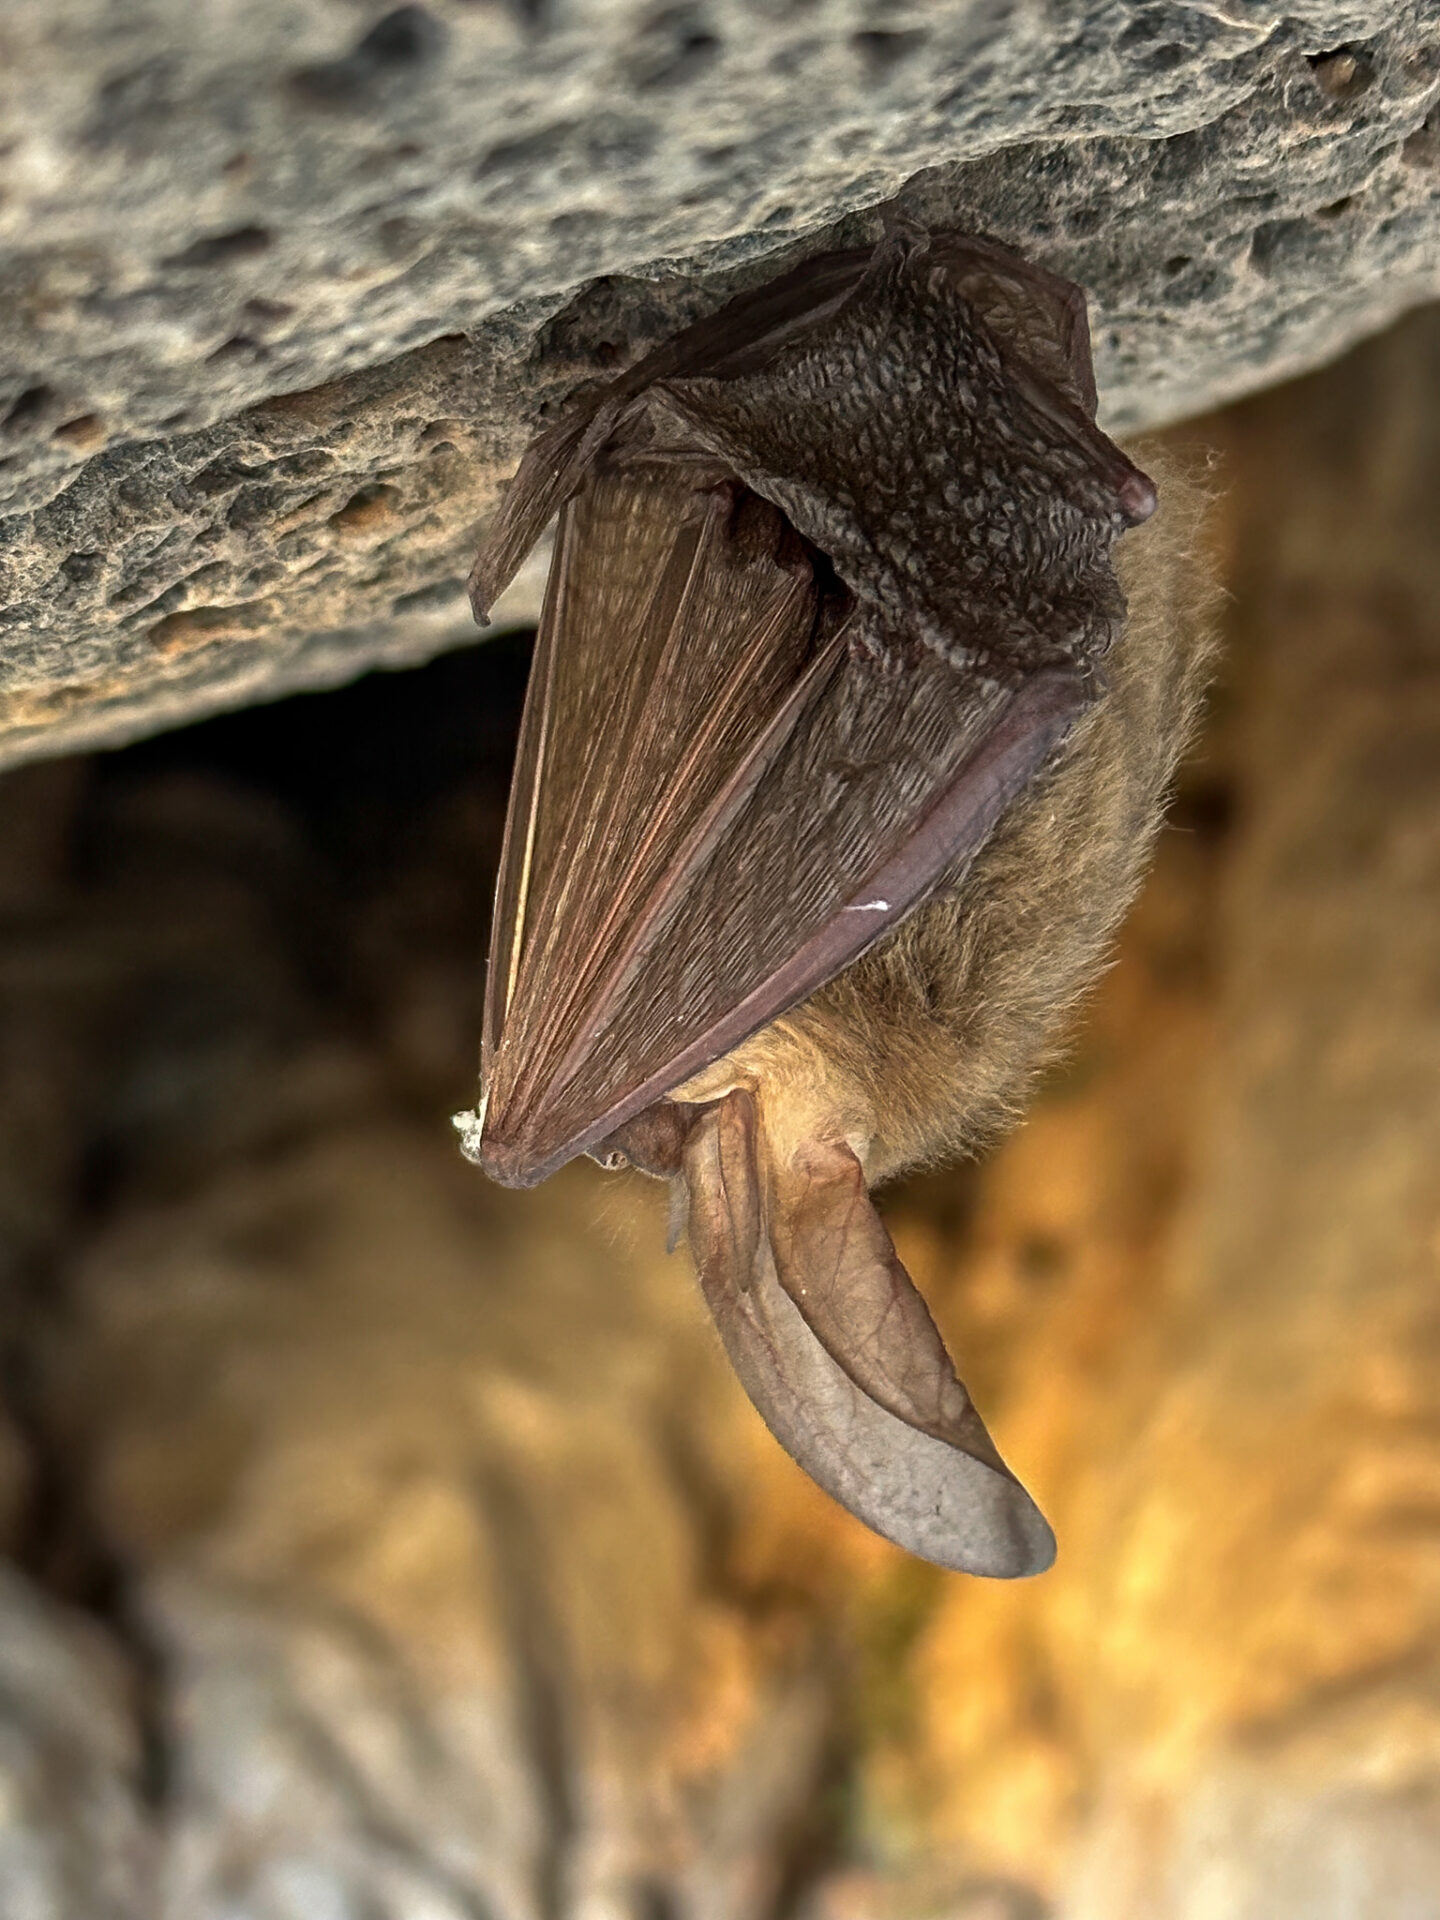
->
[454,226,1216,1576]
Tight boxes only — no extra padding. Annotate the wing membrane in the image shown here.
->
[480,460,827,1178]
[475,228,1131,1184]
[480,456,1084,1183]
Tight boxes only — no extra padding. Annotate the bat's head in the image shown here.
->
[671,1013,880,1173]
[554,1007,1049,1579]
[594,1068,1056,1579]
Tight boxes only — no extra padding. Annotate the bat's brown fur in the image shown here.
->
[466,238,1221,1572]
[674,447,1221,1185]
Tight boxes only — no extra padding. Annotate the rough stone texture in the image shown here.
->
[2,0,1440,761]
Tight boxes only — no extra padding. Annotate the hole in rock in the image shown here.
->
[292,6,447,104]
[2,385,55,432]
[1307,44,1376,99]
[51,414,107,451]
[329,483,404,533]
[164,225,273,270]
[851,28,928,74]
[630,7,721,89]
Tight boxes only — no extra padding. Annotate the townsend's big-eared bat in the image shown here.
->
[456,227,1217,1576]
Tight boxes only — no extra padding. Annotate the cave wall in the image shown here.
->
[3,0,1440,762]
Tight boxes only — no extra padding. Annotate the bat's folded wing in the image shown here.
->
[467,247,876,622]
[477,453,1087,1186]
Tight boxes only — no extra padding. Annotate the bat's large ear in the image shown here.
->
[684,1092,1055,1578]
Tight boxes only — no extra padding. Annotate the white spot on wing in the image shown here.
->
[452,1093,488,1164]
[844,898,890,912]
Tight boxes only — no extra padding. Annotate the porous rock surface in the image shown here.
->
[1,0,1439,762]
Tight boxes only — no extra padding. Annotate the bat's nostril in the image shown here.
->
[1119,471,1158,523]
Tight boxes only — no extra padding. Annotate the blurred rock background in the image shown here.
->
[0,300,1435,1917]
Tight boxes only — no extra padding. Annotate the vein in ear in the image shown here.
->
[768,1134,1005,1471]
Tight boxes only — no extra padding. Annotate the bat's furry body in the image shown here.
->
[674,450,1217,1185]
[457,228,1218,1576]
